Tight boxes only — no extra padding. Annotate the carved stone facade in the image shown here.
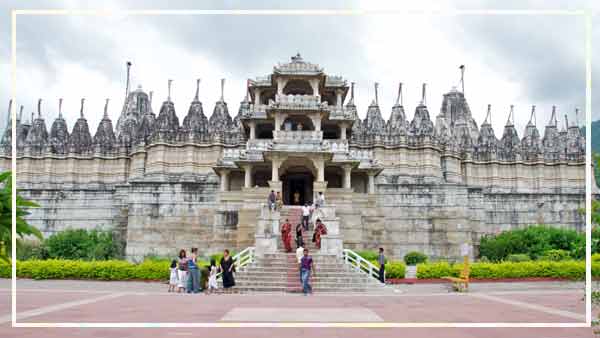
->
[0,55,585,261]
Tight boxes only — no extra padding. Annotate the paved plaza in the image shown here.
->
[0,279,595,337]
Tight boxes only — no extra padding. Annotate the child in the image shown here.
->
[207,258,218,294]
[168,259,178,292]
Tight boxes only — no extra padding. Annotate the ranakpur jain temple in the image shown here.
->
[0,54,586,260]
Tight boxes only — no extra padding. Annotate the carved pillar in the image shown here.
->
[310,79,319,96]
[243,164,252,188]
[367,172,376,194]
[276,78,284,96]
[336,90,342,108]
[254,88,261,105]
[249,121,256,140]
[220,170,230,192]
[343,164,352,189]
[340,123,347,140]
[271,157,281,182]
[316,158,325,182]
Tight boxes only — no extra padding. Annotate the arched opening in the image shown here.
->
[283,79,314,96]
[281,115,314,131]
[322,123,340,139]
[280,157,317,205]
[256,123,274,139]
[325,166,343,188]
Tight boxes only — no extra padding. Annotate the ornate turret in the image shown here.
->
[475,104,498,160]
[153,79,180,143]
[208,79,233,141]
[0,100,13,152]
[16,106,29,152]
[93,99,117,153]
[387,82,408,138]
[347,82,363,143]
[409,83,434,140]
[499,105,520,161]
[440,86,479,148]
[181,79,209,143]
[521,105,541,160]
[566,108,584,161]
[69,98,93,154]
[49,98,70,154]
[136,90,156,145]
[25,99,49,154]
[362,83,386,140]
[542,106,560,161]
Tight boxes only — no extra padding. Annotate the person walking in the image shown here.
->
[295,223,304,248]
[301,203,310,230]
[168,259,178,292]
[187,247,201,293]
[312,219,328,250]
[177,249,188,293]
[268,190,277,211]
[220,249,236,293]
[281,219,293,252]
[378,247,386,284]
[299,248,315,295]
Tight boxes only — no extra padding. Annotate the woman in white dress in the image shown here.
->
[207,258,218,294]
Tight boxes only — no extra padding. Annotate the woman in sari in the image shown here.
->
[280,219,293,252]
[312,219,328,250]
[219,249,236,293]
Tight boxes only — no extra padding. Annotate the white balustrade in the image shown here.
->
[342,249,381,282]
[273,130,323,143]
[216,246,255,279]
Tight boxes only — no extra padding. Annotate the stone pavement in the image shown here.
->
[0,279,595,338]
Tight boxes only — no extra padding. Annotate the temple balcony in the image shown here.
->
[322,139,349,153]
[273,130,323,144]
[328,106,356,120]
[270,94,328,111]
[247,139,273,152]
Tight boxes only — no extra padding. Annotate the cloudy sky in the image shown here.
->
[0,0,598,137]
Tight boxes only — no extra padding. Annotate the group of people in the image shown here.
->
[168,248,237,294]
[268,190,326,211]
[280,217,327,253]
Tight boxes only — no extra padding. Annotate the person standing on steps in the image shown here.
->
[295,223,304,248]
[301,203,310,230]
[313,219,328,250]
[315,191,325,209]
[378,247,386,284]
[293,190,301,205]
[281,219,293,252]
[299,248,315,295]
[268,190,277,211]
[275,191,283,211]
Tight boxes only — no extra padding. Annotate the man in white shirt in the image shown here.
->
[296,245,304,264]
[301,203,310,230]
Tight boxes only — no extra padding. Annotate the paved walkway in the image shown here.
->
[0,279,595,337]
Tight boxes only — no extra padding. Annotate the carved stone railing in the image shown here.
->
[349,149,374,161]
[322,139,348,153]
[273,130,323,143]
[328,106,355,120]
[272,94,327,110]
[243,104,268,119]
[274,61,322,74]
[247,139,272,152]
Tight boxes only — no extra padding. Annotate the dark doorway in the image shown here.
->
[282,172,313,205]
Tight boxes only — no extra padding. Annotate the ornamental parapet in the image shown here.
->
[273,130,323,143]
[271,94,328,110]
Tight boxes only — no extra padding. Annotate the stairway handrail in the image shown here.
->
[342,248,381,281]
[216,246,255,279]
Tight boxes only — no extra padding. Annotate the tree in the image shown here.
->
[0,171,42,262]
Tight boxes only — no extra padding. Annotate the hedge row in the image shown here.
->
[416,260,599,280]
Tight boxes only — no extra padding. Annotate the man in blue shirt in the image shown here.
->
[299,248,316,295]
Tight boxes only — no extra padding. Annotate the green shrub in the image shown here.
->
[385,261,406,279]
[16,240,48,260]
[404,252,428,265]
[505,254,531,262]
[539,249,571,261]
[592,253,600,263]
[417,260,590,280]
[44,229,123,261]
[356,250,380,262]
[479,225,585,261]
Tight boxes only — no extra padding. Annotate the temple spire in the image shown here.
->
[37,99,42,118]
[484,104,491,124]
[529,105,536,126]
[507,105,514,125]
[459,65,465,95]
[349,82,355,105]
[58,98,63,119]
[564,114,569,129]
[167,79,173,101]
[18,105,23,122]
[6,100,12,125]
[395,82,403,106]
[374,82,379,105]
[549,105,557,126]
[575,107,579,126]
[149,91,153,106]
[195,78,201,101]
[220,78,225,102]
[103,98,110,119]
[125,61,132,100]
[80,98,85,118]
[421,83,427,106]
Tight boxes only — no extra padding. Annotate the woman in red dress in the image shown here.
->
[281,219,293,252]
[312,219,328,249]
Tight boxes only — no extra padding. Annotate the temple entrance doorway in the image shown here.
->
[282,171,314,205]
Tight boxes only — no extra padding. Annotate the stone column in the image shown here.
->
[343,165,352,189]
[220,170,230,192]
[310,79,319,96]
[249,121,256,140]
[254,88,261,105]
[276,78,284,96]
[317,158,325,182]
[243,164,252,188]
[336,90,342,108]
[367,172,376,194]
[271,158,281,182]
[340,123,347,140]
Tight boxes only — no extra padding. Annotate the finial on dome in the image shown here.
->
[459,64,465,95]
[195,78,201,101]
[484,104,491,124]
[291,52,303,62]
[421,83,427,106]
[103,98,110,119]
[149,91,153,106]
[220,78,225,102]
[7,100,12,124]
[167,79,173,101]
[80,98,85,118]
[58,98,63,119]
[575,107,579,126]
[507,105,514,125]
[396,82,403,106]
[37,99,42,118]
[18,105,23,122]
[349,82,355,105]
[549,105,557,126]
[374,82,379,105]
[564,114,569,129]
[529,105,536,126]
[125,61,132,99]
